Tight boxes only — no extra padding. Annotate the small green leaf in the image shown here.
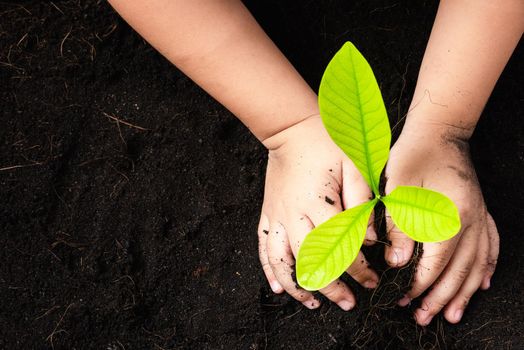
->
[297,199,377,291]
[381,186,461,242]
[319,42,390,195]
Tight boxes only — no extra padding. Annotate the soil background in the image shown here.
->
[1,1,522,349]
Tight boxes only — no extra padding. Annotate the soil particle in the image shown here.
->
[325,195,335,205]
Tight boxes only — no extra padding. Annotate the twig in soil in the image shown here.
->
[51,239,90,249]
[46,248,62,262]
[108,163,130,182]
[0,162,43,172]
[188,308,211,325]
[0,60,24,73]
[102,111,150,131]
[59,27,72,57]
[282,308,302,320]
[455,320,505,344]
[16,33,28,46]
[50,2,64,15]
[0,3,32,16]
[370,3,399,14]
[46,303,74,349]
[113,274,136,286]
[34,305,61,320]
[76,156,110,167]
[80,38,96,61]
[96,23,118,41]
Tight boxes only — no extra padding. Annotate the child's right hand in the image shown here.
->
[258,115,379,311]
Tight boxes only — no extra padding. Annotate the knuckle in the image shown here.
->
[347,262,369,279]
[457,203,472,219]
[426,299,447,315]
[408,282,427,298]
[428,252,449,271]
[477,260,489,274]
[260,261,272,272]
[320,284,339,298]
[267,255,282,269]
[386,222,402,237]
[453,266,471,282]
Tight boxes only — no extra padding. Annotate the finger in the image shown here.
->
[443,230,490,324]
[286,214,315,257]
[346,251,379,289]
[412,227,482,326]
[384,210,415,267]
[258,212,282,293]
[399,232,461,304]
[481,214,499,290]
[363,211,377,246]
[266,222,320,309]
[342,159,377,246]
[307,194,342,229]
[341,158,373,208]
[307,198,379,291]
[319,279,357,311]
[288,215,357,311]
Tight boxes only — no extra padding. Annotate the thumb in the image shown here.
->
[384,208,415,267]
[341,159,377,245]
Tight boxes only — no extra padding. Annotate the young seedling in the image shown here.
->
[296,42,461,291]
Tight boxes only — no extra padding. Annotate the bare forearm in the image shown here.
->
[405,0,523,138]
[108,0,318,143]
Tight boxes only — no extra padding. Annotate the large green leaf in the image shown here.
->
[319,42,390,195]
[381,186,461,242]
[297,199,377,291]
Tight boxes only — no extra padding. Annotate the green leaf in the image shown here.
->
[381,186,461,242]
[319,42,390,195]
[297,199,377,291]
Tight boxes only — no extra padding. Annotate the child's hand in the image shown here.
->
[384,122,499,326]
[258,115,379,310]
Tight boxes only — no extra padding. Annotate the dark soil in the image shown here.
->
[1,1,522,349]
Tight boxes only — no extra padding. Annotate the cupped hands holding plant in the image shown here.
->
[385,119,499,325]
[258,114,379,311]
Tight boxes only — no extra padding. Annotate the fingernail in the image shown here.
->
[421,315,432,326]
[337,300,354,311]
[484,277,491,289]
[454,309,464,322]
[416,312,432,326]
[393,248,404,265]
[364,279,378,289]
[398,295,411,307]
[270,281,282,293]
[304,299,320,310]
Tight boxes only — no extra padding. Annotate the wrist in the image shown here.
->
[402,103,477,145]
[402,86,484,143]
[398,116,471,158]
[261,113,321,151]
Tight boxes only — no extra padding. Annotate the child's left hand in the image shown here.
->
[384,121,499,326]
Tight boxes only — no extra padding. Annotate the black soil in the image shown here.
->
[1,1,522,349]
